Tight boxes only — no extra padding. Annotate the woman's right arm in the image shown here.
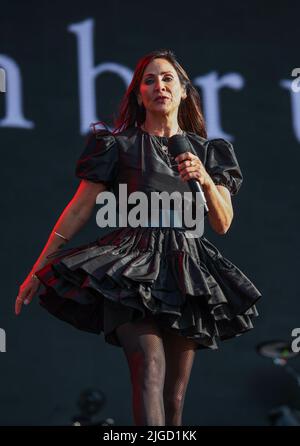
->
[15,179,107,315]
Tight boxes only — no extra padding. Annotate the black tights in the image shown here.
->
[115,314,198,426]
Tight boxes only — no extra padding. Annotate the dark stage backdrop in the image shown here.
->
[0,0,299,426]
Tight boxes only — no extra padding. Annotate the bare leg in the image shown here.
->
[162,328,198,426]
[115,314,166,426]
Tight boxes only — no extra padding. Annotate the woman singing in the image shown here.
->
[15,49,262,426]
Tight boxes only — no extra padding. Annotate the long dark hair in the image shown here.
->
[112,49,207,138]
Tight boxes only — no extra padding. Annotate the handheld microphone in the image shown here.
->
[168,134,209,214]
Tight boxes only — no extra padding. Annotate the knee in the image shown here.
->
[133,352,165,390]
[164,391,185,413]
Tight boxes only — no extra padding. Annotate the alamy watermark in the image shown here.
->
[0,328,6,352]
[95,184,205,238]
[291,328,300,353]
[0,68,6,93]
[291,68,300,93]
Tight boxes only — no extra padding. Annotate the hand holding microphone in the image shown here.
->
[168,134,209,214]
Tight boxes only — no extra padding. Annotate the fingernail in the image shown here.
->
[24,300,29,305]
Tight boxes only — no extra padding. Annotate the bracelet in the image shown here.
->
[54,231,69,242]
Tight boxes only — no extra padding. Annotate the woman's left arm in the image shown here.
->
[176,152,233,235]
[203,181,233,234]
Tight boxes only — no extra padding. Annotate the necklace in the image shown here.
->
[141,124,183,155]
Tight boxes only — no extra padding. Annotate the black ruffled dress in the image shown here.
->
[35,125,262,350]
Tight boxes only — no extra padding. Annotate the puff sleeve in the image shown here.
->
[205,138,243,196]
[75,130,119,187]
